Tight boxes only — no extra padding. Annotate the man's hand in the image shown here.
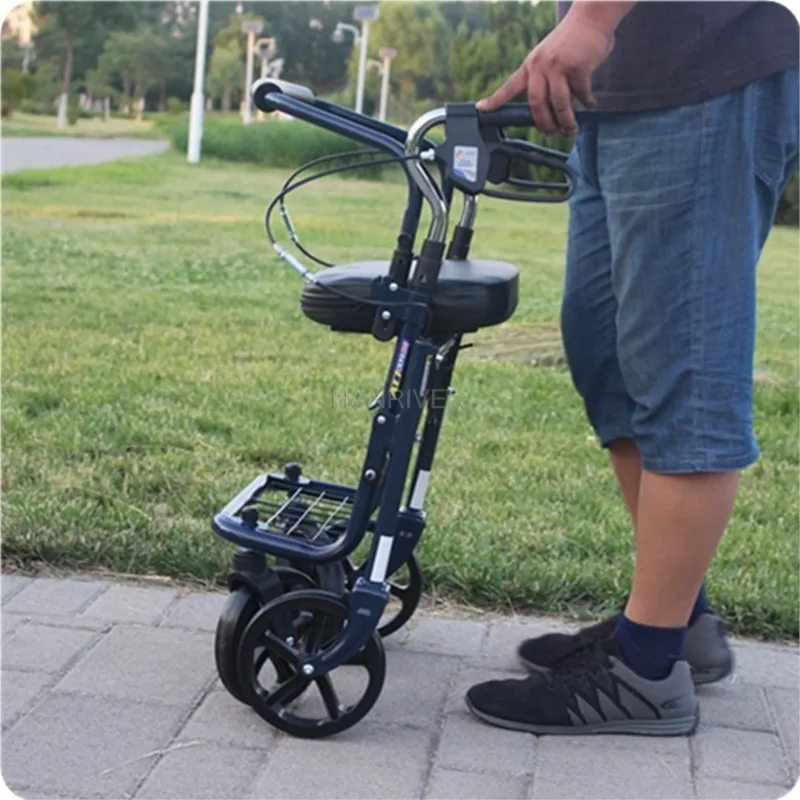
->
[476,2,637,135]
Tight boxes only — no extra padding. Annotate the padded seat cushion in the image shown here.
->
[300,259,519,334]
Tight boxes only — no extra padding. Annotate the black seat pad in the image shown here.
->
[300,259,519,335]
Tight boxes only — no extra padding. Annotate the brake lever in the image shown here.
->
[435,102,575,201]
[486,140,577,201]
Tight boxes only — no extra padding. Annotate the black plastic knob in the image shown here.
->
[284,462,302,481]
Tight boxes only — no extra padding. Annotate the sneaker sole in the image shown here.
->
[691,658,734,686]
[466,696,700,737]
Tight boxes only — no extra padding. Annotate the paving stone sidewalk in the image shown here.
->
[2,573,797,800]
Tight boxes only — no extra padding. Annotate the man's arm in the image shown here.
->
[476,1,638,134]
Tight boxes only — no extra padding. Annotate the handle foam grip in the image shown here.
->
[477,103,534,129]
[251,78,316,113]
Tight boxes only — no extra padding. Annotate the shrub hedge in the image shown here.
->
[168,115,799,226]
[168,117,387,179]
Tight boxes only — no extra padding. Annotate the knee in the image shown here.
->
[618,347,759,473]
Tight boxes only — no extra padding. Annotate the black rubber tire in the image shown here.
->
[214,587,260,704]
[214,568,317,705]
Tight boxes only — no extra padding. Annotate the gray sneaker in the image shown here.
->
[517,611,734,686]
[683,612,735,685]
[467,638,699,736]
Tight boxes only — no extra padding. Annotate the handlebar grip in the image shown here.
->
[477,103,534,129]
[252,78,316,113]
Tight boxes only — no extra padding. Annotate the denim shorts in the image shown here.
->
[560,67,799,474]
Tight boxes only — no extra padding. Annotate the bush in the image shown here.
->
[18,98,48,115]
[2,68,35,116]
[168,117,388,178]
[166,96,187,115]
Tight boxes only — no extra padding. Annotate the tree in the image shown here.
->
[96,27,168,119]
[448,1,557,103]
[83,66,117,120]
[349,2,451,105]
[33,2,137,127]
[245,1,356,92]
[207,42,244,111]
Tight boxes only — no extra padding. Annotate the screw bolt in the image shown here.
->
[285,636,295,646]
[302,664,314,676]
[376,415,386,425]
[364,468,377,481]
[381,310,391,320]
[389,282,398,292]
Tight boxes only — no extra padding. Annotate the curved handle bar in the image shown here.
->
[253,78,440,153]
[252,78,317,109]
[476,102,535,130]
[252,77,449,242]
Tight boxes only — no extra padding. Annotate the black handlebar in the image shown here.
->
[476,103,535,130]
[252,78,317,112]
[251,79,575,202]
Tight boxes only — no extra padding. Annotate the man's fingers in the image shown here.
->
[569,70,597,111]
[548,72,577,133]
[475,68,527,111]
[528,71,558,135]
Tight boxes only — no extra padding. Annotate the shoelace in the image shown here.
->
[539,639,615,696]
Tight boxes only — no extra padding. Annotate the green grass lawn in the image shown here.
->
[2,151,798,639]
[1,111,167,139]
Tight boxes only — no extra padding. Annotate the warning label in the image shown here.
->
[453,145,479,183]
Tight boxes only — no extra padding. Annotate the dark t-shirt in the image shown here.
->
[557,1,799,112]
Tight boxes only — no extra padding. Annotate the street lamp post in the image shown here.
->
[241,20,264,125]
[255,37,276,121]
[353,6,379,115]
[377,47,396,122]
[188,0,210,164]
[331,6,379,115]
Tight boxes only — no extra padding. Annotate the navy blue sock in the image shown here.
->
[611,614,686,681]
[690,583,711,624]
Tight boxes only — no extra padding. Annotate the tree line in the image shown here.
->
[1,1,557,120]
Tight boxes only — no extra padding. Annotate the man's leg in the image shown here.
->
[608,438,641,526]
[624,472,738,629]
[608,438,712,624]
[517,131,721,677]
[607,67,798,680]
[466,68,798,735]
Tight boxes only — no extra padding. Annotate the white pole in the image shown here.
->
[355,20,369,114]
[187,0,209,164]
[257,57,268,121]
[378,56,391,122]
[243,32,256,124]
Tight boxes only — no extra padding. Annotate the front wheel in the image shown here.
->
[214,567,316,704]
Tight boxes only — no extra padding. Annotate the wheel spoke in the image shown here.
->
[266,672,309,707]
[306,611,330,652]
[263,631,301,665]
[315,675,342,720]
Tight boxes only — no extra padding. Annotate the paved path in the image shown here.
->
[1,573,797,800]
[0,137,169,174]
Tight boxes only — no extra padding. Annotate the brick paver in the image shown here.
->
[2,573,798,800]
